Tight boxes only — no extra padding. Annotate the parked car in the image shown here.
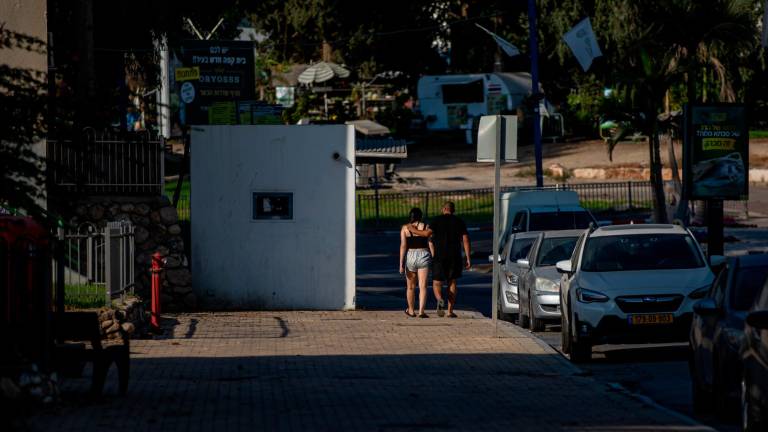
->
[741,281,768,431]
[517,230,582,331]
[689,254,768,416]
[557,224,717,362]
[490,231,539,322]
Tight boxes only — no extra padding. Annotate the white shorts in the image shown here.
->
[406,249,432,272]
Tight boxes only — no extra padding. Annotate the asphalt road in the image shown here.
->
[355,226,767,432]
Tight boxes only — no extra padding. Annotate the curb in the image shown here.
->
[518,325,712,430]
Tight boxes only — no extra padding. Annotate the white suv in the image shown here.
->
[557,224,717,362]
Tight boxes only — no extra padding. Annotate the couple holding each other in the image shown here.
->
[399,201,472,318]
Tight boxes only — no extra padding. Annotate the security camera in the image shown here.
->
[332,152,341,161]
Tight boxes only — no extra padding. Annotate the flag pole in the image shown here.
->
[527,0,544,188]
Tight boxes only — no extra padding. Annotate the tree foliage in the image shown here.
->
[0,27,48,222]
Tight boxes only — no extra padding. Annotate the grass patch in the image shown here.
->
[356,191,494,229]
[165,178,190,200]
[65,283,107,309]
[750,130,768,139]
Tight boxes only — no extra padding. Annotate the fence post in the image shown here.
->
[425,192,430,220]
[373,164,380,228]
[357,193,362,227]
[55,228,65,320]
[104,222,122,306]
[627,181,633,209]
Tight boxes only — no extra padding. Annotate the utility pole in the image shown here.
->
[527,0,544,187]
[157,36,171,139]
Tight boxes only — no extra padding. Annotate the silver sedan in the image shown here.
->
[517,230,582,332]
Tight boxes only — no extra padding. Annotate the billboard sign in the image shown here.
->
[684,104,748,200]
[181,40,255,124]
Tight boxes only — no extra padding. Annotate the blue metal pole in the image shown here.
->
[528,0,544,187]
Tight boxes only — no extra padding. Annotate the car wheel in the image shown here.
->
[689,358,712,415]
[529,296,545,332]
[741,376,763,432]
[713,355,738,420]
[518,291,530,329]
[568,312,591,363]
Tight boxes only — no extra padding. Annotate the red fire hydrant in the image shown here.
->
[150,252,164,331]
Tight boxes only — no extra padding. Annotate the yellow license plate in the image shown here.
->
[628,313,674,325]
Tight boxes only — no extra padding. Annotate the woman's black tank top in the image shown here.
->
[406,224,429,249]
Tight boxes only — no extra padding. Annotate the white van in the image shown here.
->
[496,190,595,251]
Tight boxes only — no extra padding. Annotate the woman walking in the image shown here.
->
[399,208,434,318]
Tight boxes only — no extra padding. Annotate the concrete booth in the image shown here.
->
[191,125,356,309]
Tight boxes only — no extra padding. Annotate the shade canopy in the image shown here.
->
[298,61,351,85]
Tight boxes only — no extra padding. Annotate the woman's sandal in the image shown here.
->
[417,312,429,318]
[404,310,416,318]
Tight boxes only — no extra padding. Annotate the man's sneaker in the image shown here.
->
[436,299,445,317]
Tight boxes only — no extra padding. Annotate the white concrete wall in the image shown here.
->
[191,125,355,310]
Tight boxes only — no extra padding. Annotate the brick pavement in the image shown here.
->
[30,310,711,431]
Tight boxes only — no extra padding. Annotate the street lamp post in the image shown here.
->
[527,0,544,187]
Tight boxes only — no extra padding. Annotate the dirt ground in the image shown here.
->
[388,137,768,191]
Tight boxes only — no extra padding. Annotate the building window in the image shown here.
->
[253,192,293,220]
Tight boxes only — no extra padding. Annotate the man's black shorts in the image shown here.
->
[432,255,463,281]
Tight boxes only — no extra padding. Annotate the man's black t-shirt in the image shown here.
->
[429,214,468,260]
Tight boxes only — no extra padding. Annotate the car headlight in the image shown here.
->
[535,277,559,293]
[506,274,518,285]
[504,290,518,303]
[688,285,710,299]
[576,288,609,303]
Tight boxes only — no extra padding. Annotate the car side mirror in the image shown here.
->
[488,255,504,263]
[693,298,719,316]
[746,310,768,330]
[709,255,726,268]
[516,258,530,269]
[555,260,573,274]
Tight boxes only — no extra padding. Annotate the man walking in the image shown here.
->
[408,201,471,318]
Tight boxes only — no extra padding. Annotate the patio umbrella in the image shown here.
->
[298,61,350,85]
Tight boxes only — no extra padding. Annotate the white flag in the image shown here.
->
[475,24,520,57]
[762,1,768,48]
[562,18,603,72]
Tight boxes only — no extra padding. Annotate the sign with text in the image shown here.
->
[181,40,255,124]
[684,104,748,200]
[175,66,200,82]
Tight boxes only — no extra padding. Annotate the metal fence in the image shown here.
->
[55,221,135,308]
[356,182,658,229]
[47,129,165,195]
[172,181,750,229]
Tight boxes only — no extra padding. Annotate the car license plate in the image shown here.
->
[628,313,673,326]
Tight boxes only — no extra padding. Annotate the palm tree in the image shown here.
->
[596,0,759,223]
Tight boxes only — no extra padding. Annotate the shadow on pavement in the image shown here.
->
[36,352,710,432]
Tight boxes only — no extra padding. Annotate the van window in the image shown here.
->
[528,211,594,231]
[442,80,484,104]
[512,211,527,231]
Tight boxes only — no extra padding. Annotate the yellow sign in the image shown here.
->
[175,67,200,82]
[702,138,736,151]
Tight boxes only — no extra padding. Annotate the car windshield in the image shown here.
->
[509,238,535,263]
[581,234,704,272]
[536,237,579,267]
[529,211,593,231]
[731,267,768,310]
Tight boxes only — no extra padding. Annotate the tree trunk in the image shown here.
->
[648,114,668,223]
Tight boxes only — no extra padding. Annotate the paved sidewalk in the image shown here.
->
[31,310,710,431]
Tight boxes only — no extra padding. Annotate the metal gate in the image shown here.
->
[56,221,135,308]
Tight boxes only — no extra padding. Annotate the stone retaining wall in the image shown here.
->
[69,196,194,312]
